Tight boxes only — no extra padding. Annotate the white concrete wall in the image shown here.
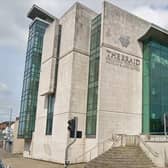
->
[31,3,97,164]
[97,1,151,142]
[28,1,162,164]
[31,19,62,162]
[40,19,59,95]
[146,142,168,167]
[57,3,97,163]
[67,4,97,163]
[12,120,24,154]
[138,135,168,167]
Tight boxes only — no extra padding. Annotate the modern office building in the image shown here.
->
[18,1,168,166]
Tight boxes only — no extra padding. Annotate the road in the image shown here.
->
[0,149,85,168]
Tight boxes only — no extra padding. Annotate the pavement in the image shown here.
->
[0,148,85,168]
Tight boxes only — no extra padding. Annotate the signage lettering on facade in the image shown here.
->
[106,49,140,71]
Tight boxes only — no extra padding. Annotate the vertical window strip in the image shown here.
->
[18,20,48,138]
[143,40,168,135]
[142,42,150,134]
[86,15,101,137]
[46,95,55,135]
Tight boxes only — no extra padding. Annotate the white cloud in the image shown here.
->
[1,0,167,52]
[109,0,168,30]
[0,0,100,51]
[0,82,17,122]
[0,0,31,52]
[110,0,168,11]
[0,82,10,94]
[132,6,168,29]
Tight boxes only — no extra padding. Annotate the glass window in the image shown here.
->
[46,95,55,135]
[18,20,48,138]
[86,15,101,137]
[143,40,168,134]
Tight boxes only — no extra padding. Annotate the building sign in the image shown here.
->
[106,49,140,72]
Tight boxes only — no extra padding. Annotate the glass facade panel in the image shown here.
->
[86,15,101,137]
[46,95,55,135]
[143,40,168,134]
[18,20,48,138]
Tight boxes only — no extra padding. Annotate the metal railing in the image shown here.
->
[144,135,168,142]
[138,135,159,158]
[72,134,160,164]
[73,134,122,163]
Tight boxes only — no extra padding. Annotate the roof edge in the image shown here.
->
[27,4,57,22]
[139,24,168,45]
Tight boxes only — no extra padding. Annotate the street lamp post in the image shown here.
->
[9,108,12,130]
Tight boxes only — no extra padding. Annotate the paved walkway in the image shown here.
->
[0,149,85,168]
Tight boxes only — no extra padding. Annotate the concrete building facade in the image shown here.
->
[18,1,168,166]
[12,119,24,154]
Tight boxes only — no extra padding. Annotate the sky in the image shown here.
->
[0,0,168,122]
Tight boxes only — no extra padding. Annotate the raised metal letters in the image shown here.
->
[105,49,140,71]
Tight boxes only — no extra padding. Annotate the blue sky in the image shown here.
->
[0,0,168,122]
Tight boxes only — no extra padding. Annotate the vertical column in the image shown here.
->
[142,42,150,134]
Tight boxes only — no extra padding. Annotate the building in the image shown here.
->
[12,118,24,154]
[2,118,24,153]
[0,121,9,148]
[18,1,168,166]
[0,121,14,131]
[3,122,14,152]
[0,121,14,149]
